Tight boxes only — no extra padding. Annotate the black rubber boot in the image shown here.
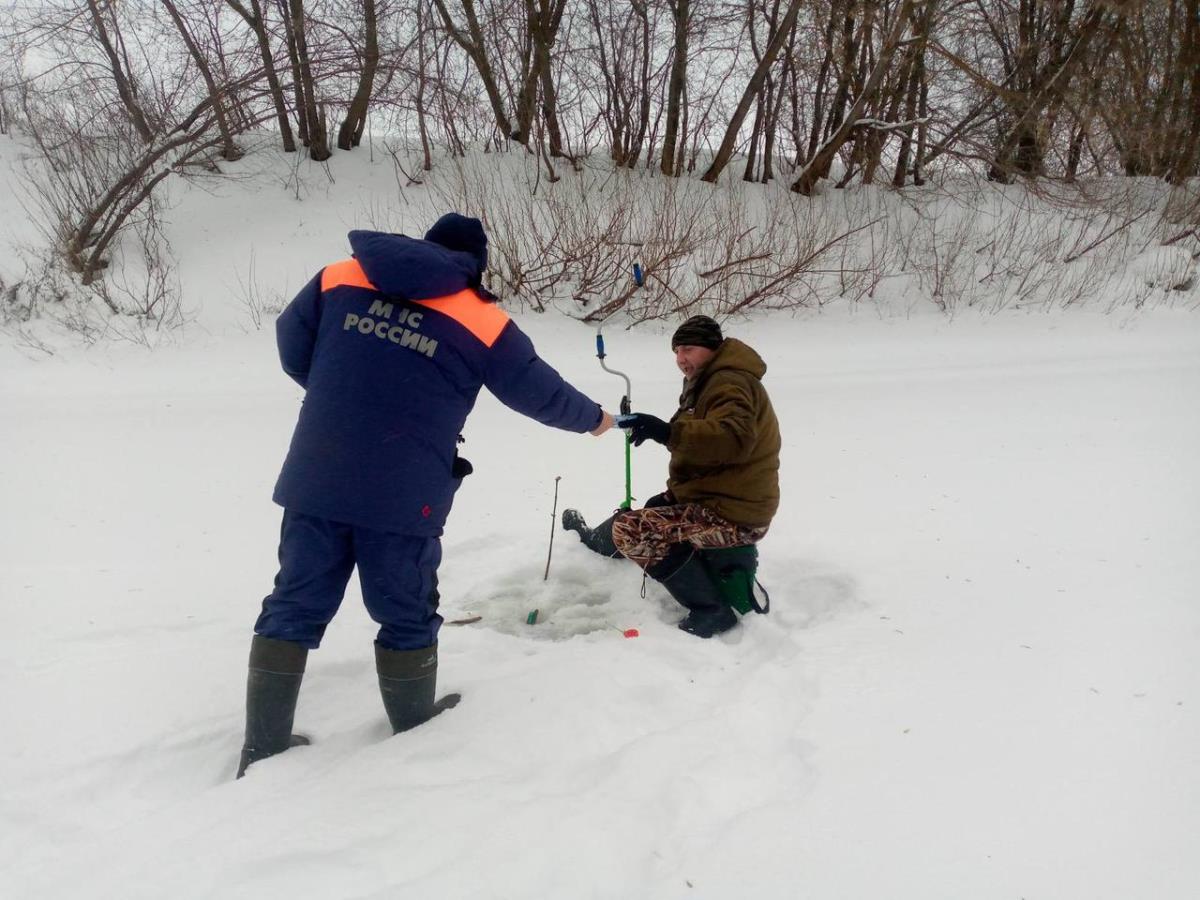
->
[561,509,623,558]
[648,546,738,639]
[376,643,461,734]
[237,635,311,779]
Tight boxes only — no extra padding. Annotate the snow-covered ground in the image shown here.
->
[2,141,1199,898]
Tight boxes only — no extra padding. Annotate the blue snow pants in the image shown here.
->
[254,510,443,651]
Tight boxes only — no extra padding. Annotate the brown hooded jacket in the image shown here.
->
[665,337,780,528]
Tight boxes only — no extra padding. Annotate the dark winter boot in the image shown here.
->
[561,509,623,559]
[237,635,311,779]
[647,545,738,639]
[376,642,461,735]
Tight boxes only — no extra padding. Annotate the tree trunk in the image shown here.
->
[827,3,869,142]
[229,0,296,152]
[742,95,764,182]
[510,0,567,149]
[415,0,433,171]
[224,0,295,151]
[276,0,309,145]
[540,61,565,157]
[288,0,331,160]
[69,112,224,283]
[660,0,689,176]
[513,2,541,143]
[760,23,794,182]
[891,0,933,186]
[628,0,653,168]
[337,0,379,150]
[803,2,842,165]
[1064,121,1085,181]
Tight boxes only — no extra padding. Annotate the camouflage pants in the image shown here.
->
[610,503,768,569]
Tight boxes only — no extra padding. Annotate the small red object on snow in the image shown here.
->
[623,628,639,638]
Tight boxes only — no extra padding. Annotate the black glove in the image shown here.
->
[644,491,675,509]
[625,413,671,447]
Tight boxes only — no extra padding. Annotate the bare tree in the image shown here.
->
[337,0,381,149]
[928,0,1124,182]
[534,1,568,156]
[659,0,690,175]
[890,0,934,185]
[1092,0,1198,180]
[4,0,1198,333]
[413,0,435,170]
[162,0,242,161]
[429,0,570,152]
[286,0,331,159]
[225,0,298,151]
[10,0,270,294]
[701,0,804,183]
[512,0,568,150]
[994,2,1116,181]
[584,0,655,167]
[431,0,516,138]
[1174,0,1200,182]
[792,0,917,194]
[85,0,156,142]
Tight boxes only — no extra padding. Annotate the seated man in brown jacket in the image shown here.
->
[562,315,780,637]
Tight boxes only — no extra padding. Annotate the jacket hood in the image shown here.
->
[702,337,766,381]
[348,230,479,301]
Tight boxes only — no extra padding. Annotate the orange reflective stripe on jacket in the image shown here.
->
[319,258,509,348]
[414,290,509,348]
[320,258,376,292]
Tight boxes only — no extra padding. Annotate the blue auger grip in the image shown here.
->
[596,334,605,358]
[633,263,644,286]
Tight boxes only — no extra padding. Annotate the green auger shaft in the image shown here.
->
[596,330,633,510]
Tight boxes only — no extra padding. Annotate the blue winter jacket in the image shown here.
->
[272,230,603,535]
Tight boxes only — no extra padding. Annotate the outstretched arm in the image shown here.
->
[483,323,607,434]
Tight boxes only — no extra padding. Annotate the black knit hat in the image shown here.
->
[671,315,723,350]
[425,212,488,276]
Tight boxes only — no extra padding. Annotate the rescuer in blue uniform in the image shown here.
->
[237,213,614,777]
